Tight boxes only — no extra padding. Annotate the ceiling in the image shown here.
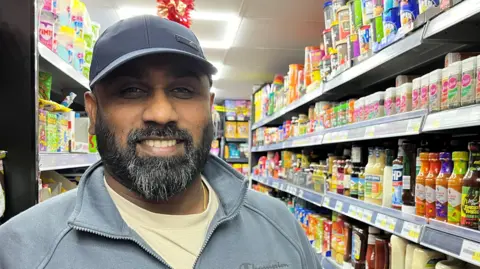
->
[81,0,325,102]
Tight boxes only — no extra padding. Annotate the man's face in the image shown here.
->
[85,54,214,201]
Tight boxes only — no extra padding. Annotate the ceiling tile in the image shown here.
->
[191,20,230,42]
[195,0,244,13]
[242,0,323,21]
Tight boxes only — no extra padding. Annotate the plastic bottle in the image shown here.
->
[351,166,360,199]
[416,152,430,217]
[364,148,377,201]
[448,151,468,225]
[383,149,394,208]
[390,235,408,269]
[402,142,417,215]
[332,160,338,193]
[359,167,366,201]
[337,159,345,195]
[345,159,353,197]
[436,152,452,222]
[392,140,405,210]
[426,153,441,219]
[460,142,480,229]
[367,148,385,205]
[351,225,368,268]
[366,227,380,269]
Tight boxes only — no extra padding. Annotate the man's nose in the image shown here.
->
[142,89,179,125]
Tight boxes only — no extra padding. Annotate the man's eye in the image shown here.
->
[170,87,194,99]
[120,87,147,98]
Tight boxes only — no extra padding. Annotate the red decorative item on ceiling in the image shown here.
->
[156,0,195,28]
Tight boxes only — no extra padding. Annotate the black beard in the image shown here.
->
[95,112,213,201]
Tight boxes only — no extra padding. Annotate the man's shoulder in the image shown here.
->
[0,189,78,268]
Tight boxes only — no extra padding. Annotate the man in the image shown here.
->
[0,16,321,269]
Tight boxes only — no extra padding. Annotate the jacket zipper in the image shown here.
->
[70,225,173,269]
[192,185,248,268]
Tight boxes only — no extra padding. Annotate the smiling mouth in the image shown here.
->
[139,138,185,148]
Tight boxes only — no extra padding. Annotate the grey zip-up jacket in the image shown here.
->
[0,156,321,269]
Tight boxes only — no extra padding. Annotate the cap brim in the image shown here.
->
[89,48,218,88]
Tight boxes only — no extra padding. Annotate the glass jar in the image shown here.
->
[298,114,308,135]
[291,116,298,137]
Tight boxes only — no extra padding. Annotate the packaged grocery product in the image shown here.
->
[370,92,385,119]
[237,122,249,139]
[419,74,430,110]
[359,25,372,58]
[39,71,53,100]
[441,67,450,110]
[91,22,101,40]
[411,247,445,269]
[448,61,462,109]
[321,54,332,80]
[47,112,59,153]
[461,56,477,106]
[392,139,405,210]
[333,0,348,14]
[39,110,48,152]
[324,1,335,29]
[56,26,75,64]
[412,77,421,110]
[448,151,468,225]
[39,11,56,51]
[337,6,351,40]
[460,142,480,229]
[390,235,407,269]
[400,0,419,32]
[444,52,479,68]
[383,7,401,37]
[436,152,452,222]
[304,46,319,87]
[331,21,341,48]
[309,49,323,84]
[331,50,339,72]
[435,260,465,269]
[361,0,374,24]
[429,69,442,112]
[336,40,349,67]
[323,29,334,54]
[354,98,364,122]
[395,75,414,87]
[384,87,396,116]
[347,33,360,61]
[348,0,363,30]
[224,121,237,138]
[397,82,412,113]
[42,0,56,13]
[72,37,85,72]
[323,220,333,256]
[405,244,419,269]
[371,15,384,43]
[419,0,440,14]
[426,153,441,219]
[71,0,86,38]
[56,0,73,27]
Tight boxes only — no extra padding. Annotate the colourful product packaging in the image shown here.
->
[57,113,69,152]
[476,55,480,104]
[383,7,401,38]
[70,0,86,38]
[323,220,333,256]
[42,0,57,13]
[56,0,73,27]
[399,82,413,113]
[72,37,85,72]
[429,69,442,112]
[91,22,101,40]
[361,0,374,24]
[348,0,363,30]
[347,33,361,61]
[39,71,53,100]
[89,134,97,153]
[358,25,372,59]
[225,121,237,138]
[237,122,249,139]
[400,0,418,32]
[39,11,56,51]
[82,63,90,79]
[310,49,323,84]
[39,110,48,152]
[323,29,334,54]
[47,112,59,153]
[371,15,384,43]
[460,57,477,106]
[448,61,462,109]
[420,74,430,110]
[337,6,351,40]
[384,87,396,116]
[324,1,334,29]
[440,67,450,111]
[224,100,237,120]
[56,26,75,64]
[412,77,421,110]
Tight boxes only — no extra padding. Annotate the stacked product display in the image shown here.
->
[39,0,101,79]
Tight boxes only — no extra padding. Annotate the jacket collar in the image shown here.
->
[68,154,248,236]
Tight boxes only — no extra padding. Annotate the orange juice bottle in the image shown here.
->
[415,152,430,216]
[435,152,452,222]
[448,151,468,225]
[425,153,440,219]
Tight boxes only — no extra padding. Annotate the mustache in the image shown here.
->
[127,123,194,145]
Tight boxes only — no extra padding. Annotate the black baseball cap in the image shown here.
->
[89,15,217,88]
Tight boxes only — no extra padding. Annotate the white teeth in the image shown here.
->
[143,140,177,148]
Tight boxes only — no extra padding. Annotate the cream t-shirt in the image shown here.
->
[105,176,219,269]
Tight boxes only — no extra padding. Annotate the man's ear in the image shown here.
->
[209,92,215,108]
[84,91,97,135]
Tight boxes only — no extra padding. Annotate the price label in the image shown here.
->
[348,205,357,217]
[340,131,348,141]
[323,197,331,207]
[357,208,364,219]
[401,222,421,242]
[407,119,421,133]
[324,133,332,143]
[432,118,441,129]
[460,240,480,266]
[375,214,387,228]
[362,209,373,223]
[386,217,397,232]
[335,201,344,212]
[279,183,287,192]
[365,126,375,138]
[272,181,280,189]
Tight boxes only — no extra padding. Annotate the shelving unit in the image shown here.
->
[39,153,100,171]
[225,157,249,164]
[248,1,480,267]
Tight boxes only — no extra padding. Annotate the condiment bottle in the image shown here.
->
[382,149,394,208]
[436,152,452,222]
[351,225,368,268]
[351,166,360,199]
[402,142,417,215]
[461,142,480,229]
[359,167,366,201]
[367,148,385,206]
[344,160,353,197]
[416,152,430,216]
[332,160,338,193]
[426,153,441,219]
[392,139,406,210]
[364,148,376,201]
[374,237,389,269]
[448,151,468,225]
[366,227,380,269]
[337,159,345,195]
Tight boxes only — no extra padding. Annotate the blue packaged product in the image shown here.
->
[400,0,419,30]
[383,7,401,37]
[383,0,400,11]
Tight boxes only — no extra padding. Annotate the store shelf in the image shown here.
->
[225,138,249,143]
[251,175,324,207]
[423,104,480,132]
[322,110,426,144]
[323,192,427,243]
[39,153,100,171]
[38,43,90,106]
[251,86,323,130]
[251,131,324,152]
[320,256,342,269]
[225,158,249,164]
[420,219,480,266]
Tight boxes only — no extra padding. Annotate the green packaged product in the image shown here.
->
[39,71,52,100]
[84,48,93,65]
